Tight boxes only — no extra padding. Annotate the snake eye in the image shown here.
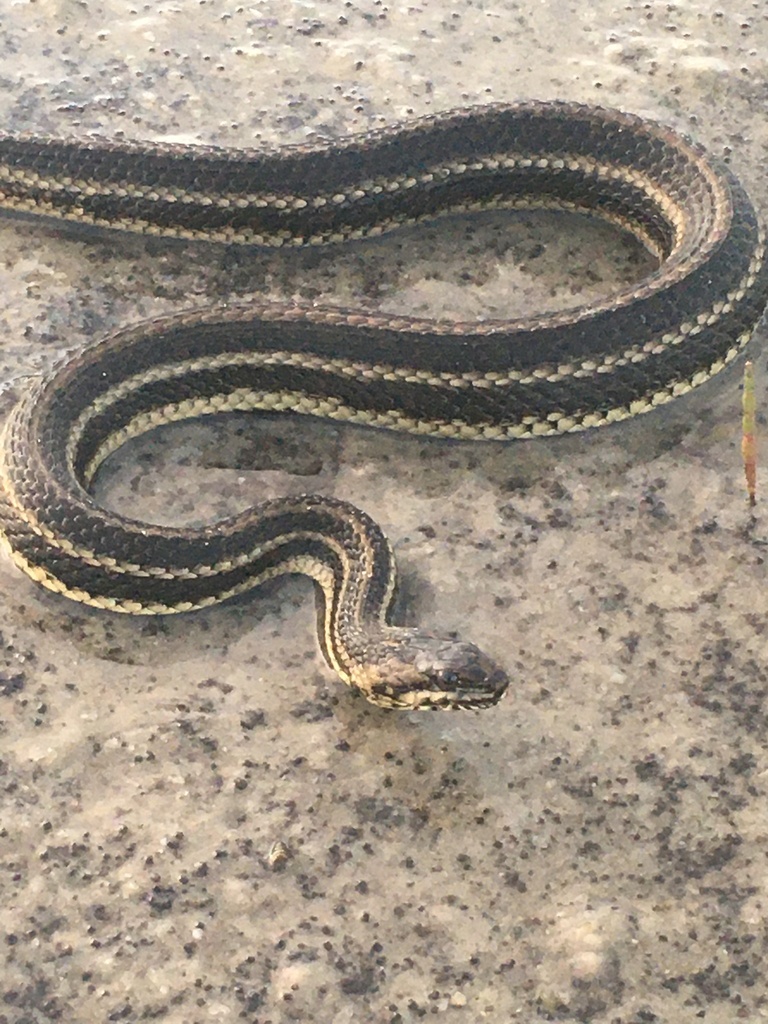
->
[439,669,460,689]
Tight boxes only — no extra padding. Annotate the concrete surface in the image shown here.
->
[1,2,768,1022]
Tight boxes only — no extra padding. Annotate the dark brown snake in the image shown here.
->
[0,101,766,709]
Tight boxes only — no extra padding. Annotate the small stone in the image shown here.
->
[450,991,467,1007]
[267,840,291,870]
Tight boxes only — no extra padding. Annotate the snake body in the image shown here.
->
[0,101,766,709]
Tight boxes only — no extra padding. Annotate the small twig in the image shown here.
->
[742,360,757,508]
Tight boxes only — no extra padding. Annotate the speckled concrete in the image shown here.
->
[2,3,768,1023]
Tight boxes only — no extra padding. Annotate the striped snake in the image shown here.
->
[0,101,766,710]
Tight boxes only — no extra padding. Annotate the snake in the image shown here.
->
[0,101,766,710]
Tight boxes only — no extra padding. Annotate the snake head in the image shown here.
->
[363,628,509,710]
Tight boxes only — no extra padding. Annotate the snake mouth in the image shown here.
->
[369,684,507,711]
[419,693,506,711]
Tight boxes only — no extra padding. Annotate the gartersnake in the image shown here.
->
[0,101,766,709]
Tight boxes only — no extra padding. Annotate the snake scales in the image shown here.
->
[0,101,766,709]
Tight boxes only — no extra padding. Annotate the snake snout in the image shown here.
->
[430,642,510,710]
